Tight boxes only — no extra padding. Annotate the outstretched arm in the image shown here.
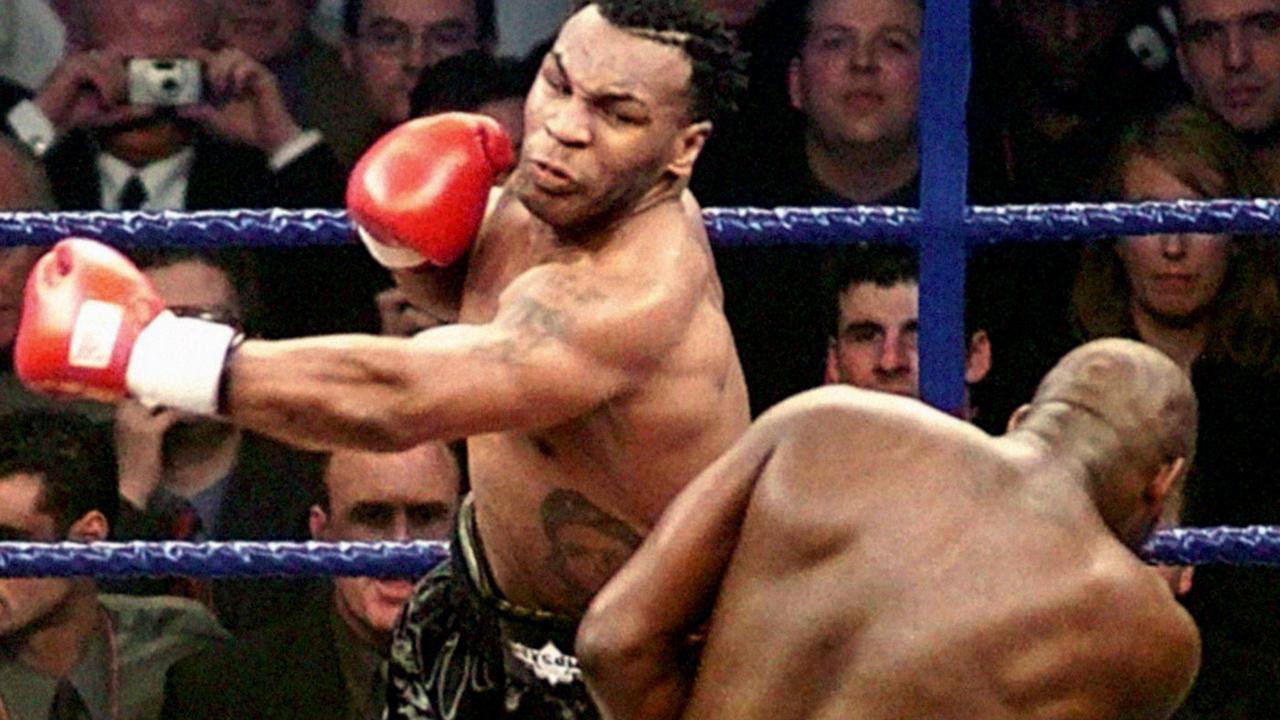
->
[575,412,786,720]
[222,261,688,451]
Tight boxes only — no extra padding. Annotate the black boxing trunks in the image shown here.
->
[386,495,599,720]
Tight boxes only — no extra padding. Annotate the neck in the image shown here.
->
[1130,306,1206,374]
[14,586,100,677]
[101,123,191,168]
[804,130,918,204]
[560,181,684,246]
[165,428,242,498]
[332,589,389,655]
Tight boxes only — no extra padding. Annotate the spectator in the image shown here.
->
[110,248,326,633]
[1175,0,1280,190]
[162,442,463,720]
[1070,103,1280,718]
[2,0,343,211]
[410,50,530,155]
[706,0,922,207]
[971,0,1184,203]
[338,0,497,168]
[4,0,380,339]
[0,409,227,720]
[216,0,361,159]
[823,244,993,424]
[700,0,922,417]
[1071,104,1280,374]
[966,1,1191,437]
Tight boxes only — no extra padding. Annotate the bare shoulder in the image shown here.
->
[1074,557,1201,716]
[759,385,987,449]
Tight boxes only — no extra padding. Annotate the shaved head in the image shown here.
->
[1016,339,1197,546]
[1032,338,1197,472]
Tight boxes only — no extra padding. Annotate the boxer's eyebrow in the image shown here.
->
[551,51,647,109]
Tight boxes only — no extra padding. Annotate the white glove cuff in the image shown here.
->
[126,311,237,415]
[356,225,429,270]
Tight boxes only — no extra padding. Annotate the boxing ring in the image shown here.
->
[3,0,1280,580]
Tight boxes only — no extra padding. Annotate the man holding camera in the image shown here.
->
[2,0,385,339]
[3,0,343,212]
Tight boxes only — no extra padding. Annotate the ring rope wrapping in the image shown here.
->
[0,527,1271,578]
[1,201,1277,577]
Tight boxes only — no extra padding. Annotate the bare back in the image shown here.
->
[460,190,749,614]
[683,389,1198,720]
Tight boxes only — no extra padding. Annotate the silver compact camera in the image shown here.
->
[126,58,202,106]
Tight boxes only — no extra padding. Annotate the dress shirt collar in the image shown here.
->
[97,147,196,211]
[0,611,112,720]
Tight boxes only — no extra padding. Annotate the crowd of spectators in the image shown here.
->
[1,0,1279,716]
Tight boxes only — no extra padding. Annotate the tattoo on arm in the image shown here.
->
[482,296,568,365]
[479,272,607,365]
[541,488,643,607]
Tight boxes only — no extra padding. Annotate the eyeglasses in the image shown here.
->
[359,19,476,60]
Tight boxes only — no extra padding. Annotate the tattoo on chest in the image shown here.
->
[540,488,643,606]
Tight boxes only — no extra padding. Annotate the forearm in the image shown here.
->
[223,334,444,451]
[582,637,691,720]
[220,323,571,451]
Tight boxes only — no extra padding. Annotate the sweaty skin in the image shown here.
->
[221,5,750,615]
[226,184,746,613]
[579,341,1200,720]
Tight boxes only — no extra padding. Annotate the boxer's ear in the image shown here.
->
[1006,403,1031,433]
[1146,456,1186,507]
[667,120,712,180]
[67,510,108,542]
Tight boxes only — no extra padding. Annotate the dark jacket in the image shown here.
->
[162,589,351,720]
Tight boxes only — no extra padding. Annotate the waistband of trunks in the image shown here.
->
[454,494,582,634]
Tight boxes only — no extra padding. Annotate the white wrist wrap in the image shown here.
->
[356,225,429,270]
[126,311,237,415]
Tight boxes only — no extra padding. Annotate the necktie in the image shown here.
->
[118,175,147,211]
[49,678,88,720]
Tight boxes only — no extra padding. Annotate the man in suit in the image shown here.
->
[1,0,378,338]
[0,409,228,720]
[161,441,463,720]
[3,0,341,212]
[107,248,327,633]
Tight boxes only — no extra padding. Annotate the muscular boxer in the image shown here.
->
[14,1,748,718]
[578,338,1201,720]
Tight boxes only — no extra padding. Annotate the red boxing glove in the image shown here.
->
[15,239,239,413]
[347,112,515,269]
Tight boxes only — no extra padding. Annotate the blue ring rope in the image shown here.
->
[0,528,1269,578]
[3,201,1280,249]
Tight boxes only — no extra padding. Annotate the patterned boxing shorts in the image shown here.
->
[385,496,598,720]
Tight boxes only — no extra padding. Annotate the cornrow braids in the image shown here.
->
[577,0,748,124]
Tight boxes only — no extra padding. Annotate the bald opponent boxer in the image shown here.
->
[578,338,1201,720]
[12,2,749,717]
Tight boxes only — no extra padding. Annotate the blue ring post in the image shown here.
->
[918,0,971,414]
